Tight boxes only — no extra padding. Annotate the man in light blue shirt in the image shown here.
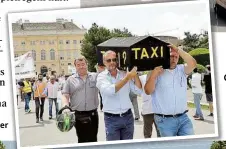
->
[145,45,197,137]
[96,50,142,141]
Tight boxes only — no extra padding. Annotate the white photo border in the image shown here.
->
[7,1,219,149]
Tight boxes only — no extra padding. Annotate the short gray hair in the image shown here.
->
[103,50,116,60]
[74,56,88,64]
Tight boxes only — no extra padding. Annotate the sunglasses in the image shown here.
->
[106,58,117,63]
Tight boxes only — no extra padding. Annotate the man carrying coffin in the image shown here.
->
[144,44,197,137]
[96,50,142,141]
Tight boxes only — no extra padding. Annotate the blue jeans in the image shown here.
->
[154,113,194,137]
[24,93,31,111]
[193,93,204,118]
[49,98,59,117]
[104,110,134,141]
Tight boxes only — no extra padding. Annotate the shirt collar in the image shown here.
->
[74,72,92,78]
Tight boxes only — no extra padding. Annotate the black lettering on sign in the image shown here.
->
[224,74,226,81]
[131,46,164,60]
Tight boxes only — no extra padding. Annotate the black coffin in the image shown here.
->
[97,36,170,71]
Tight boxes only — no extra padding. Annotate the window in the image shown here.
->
[68,63,71,65]
[30,41,35,45]
[66,40,70,44]
[15,54,19,58]
[59,51,64,60]
[74,51,80,59]
[49,40,54,45]
[32,50,36,61]
[67,51,71,60]
[40,40,45,45]
[73,40,77,44]
[21,41,25,45]
[59,40,63,44]
[41,49,46,60]
[50,49,55,60]
[80,40,82,44]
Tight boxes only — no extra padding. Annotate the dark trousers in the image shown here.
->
[99,92,103,110]
[74,110,99,143]
[104,109,134,141]
[142,113,160,138]
[35,97,45,119]
[49,98,59,117]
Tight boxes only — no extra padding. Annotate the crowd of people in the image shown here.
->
[16,44,213,143]
[16,73,70,123]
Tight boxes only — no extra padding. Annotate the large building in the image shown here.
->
[12,18,86,76]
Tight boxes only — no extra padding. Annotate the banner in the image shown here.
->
[14,51,36,80]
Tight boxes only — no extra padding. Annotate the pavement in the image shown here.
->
[17,89,215,148]
[209,0,226,32]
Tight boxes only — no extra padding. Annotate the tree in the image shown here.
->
[0,141,6,149]
[81,23,133,72]
[182,31,209,52]
[81,23,112,71]
[211,141,226,149]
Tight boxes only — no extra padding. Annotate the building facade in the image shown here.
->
[12,18,86,76]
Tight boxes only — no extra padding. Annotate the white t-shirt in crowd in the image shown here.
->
[191,72,203,93]
[139,74,153,115]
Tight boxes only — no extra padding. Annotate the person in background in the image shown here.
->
[33,74,47,123]
[203,65,213,116]
[190,68,204,120]
[16,80,21,106]
[139,74,160,138]
[21,78,33,113]
[43,75,60,119]
[129,91,140,121]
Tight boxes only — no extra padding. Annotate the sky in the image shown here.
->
[8,1,210,39]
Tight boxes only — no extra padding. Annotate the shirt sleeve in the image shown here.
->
[62,77,71,95]
[96,73,115,96]
[129,79,143,95]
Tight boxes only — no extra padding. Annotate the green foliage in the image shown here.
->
[211,141,226,149]
[196,64,206,73]
[81,23,133,72]
[189,48,209,55]
[0,141,5,149]
[182,31,209,52]
[189,48,210,66]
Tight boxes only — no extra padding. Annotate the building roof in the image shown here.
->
[98,36,149,47]
[12,19,83,32]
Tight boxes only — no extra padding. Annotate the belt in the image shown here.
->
[104,109,132,117]
[155,110,188,118]
[74,109,97,115]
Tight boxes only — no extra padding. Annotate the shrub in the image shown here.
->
[189,48,210,66]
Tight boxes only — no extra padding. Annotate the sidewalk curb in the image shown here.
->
[187,101,209,110]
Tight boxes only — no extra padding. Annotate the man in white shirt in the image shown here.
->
[43,75,60,119]
[139,74,160,138]
[190,68,204,120]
